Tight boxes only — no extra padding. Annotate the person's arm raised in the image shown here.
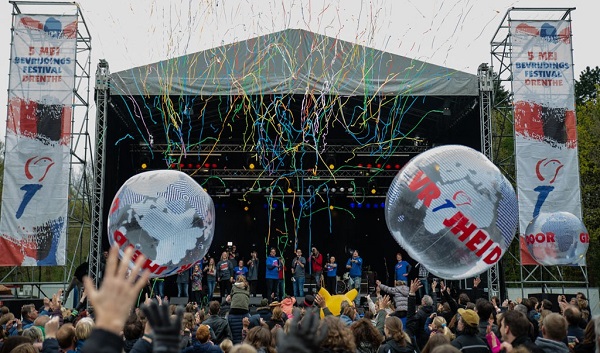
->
[83,246,150,335]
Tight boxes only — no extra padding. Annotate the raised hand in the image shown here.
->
[83,246,150,335]
[410,278,422,294]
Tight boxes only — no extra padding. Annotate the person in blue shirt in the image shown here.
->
[345,250,363,305]
[325,255,338,294]
[394,252,412,282]
[234,260,248,278]
[265,248,281,302]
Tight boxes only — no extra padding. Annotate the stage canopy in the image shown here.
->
[111,28,478,97]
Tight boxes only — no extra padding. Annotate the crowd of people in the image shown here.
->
[0,246,599,353]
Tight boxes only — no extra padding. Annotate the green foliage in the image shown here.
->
[575,66,600,105]
[576,87,600,285]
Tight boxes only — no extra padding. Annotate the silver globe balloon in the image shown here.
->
[525,212,589,266]
[385,145,518,280]
[107,170,215,278]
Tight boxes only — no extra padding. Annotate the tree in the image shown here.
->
[576,86,600,285]
[575,66,600,105]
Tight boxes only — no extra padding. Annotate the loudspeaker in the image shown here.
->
[0,298,44,316]
[249,296,264,307]
[170,297,188,306]
[529,293,561,312]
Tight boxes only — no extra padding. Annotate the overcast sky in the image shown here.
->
[0,0,597,143]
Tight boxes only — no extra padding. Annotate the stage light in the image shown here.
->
[329,205,334,210]
[188,163,193,169]
[350,202,356,209]
[395,164,401,169]
[225,188,231,193]
[357,203,363,209]
[244,206,249,212]
[249,163,255,169]
[179,163,184,169]
[358,163,363,168]
[256,188,262,193]
[348,187,354,193]
[211,163,217,168]
[385,164,391,170]
[366,203,371,209]
[329,164,335,170]
[287,188,293,194]
[141,163,147,169]
[373,203,379,209]
[339,187,345,192]
[170,163,176,169]
[233,188,239,193]
[204,163,210,168]
[376,163,382,169]
[331,187,336,193]
[380,202,385,208]
[371,188,377,194]
[196,164,201,169]
[366,163,372,169]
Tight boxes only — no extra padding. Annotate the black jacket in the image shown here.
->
[377,338,418,353]
[451,333,490,353]
[414,304,435,348]
[510,335,544,353]
[203,315,232,345]
[81,329,124,353]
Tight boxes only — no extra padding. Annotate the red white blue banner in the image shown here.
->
[510,20,584,265]
[0,15,77,265]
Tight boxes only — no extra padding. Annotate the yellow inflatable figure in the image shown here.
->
[317,287,358,318]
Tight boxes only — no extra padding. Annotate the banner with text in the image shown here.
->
[0,15,77,265]
[510,20,585,265]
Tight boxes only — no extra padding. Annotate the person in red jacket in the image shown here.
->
[310,247,324,291]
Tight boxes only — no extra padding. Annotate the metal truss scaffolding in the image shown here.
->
[489,7,589,299]
[478,63,500,299]
[1,1,93,297]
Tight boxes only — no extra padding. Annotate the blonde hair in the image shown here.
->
[75,317,95,340]
[431,316,455,341]
[220,338,233,353]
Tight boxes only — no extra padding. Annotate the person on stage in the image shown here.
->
[291,248,306,297]
[246,250,259,297]
[310,247,324,290]
[265,248,281,302]
[204,257,217,301]
[325,255,338,294]
[394,252,412,282]
[234,260,248,278]
[346,250,363,305]
[217,251,234,299]
[416,262,431,297]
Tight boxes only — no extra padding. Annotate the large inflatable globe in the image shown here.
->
[385,145,518,279]
[525,212,589,266]
[107,170,215,278]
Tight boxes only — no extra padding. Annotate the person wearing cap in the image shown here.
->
[298,294,315,316]
[451,308,491,353]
